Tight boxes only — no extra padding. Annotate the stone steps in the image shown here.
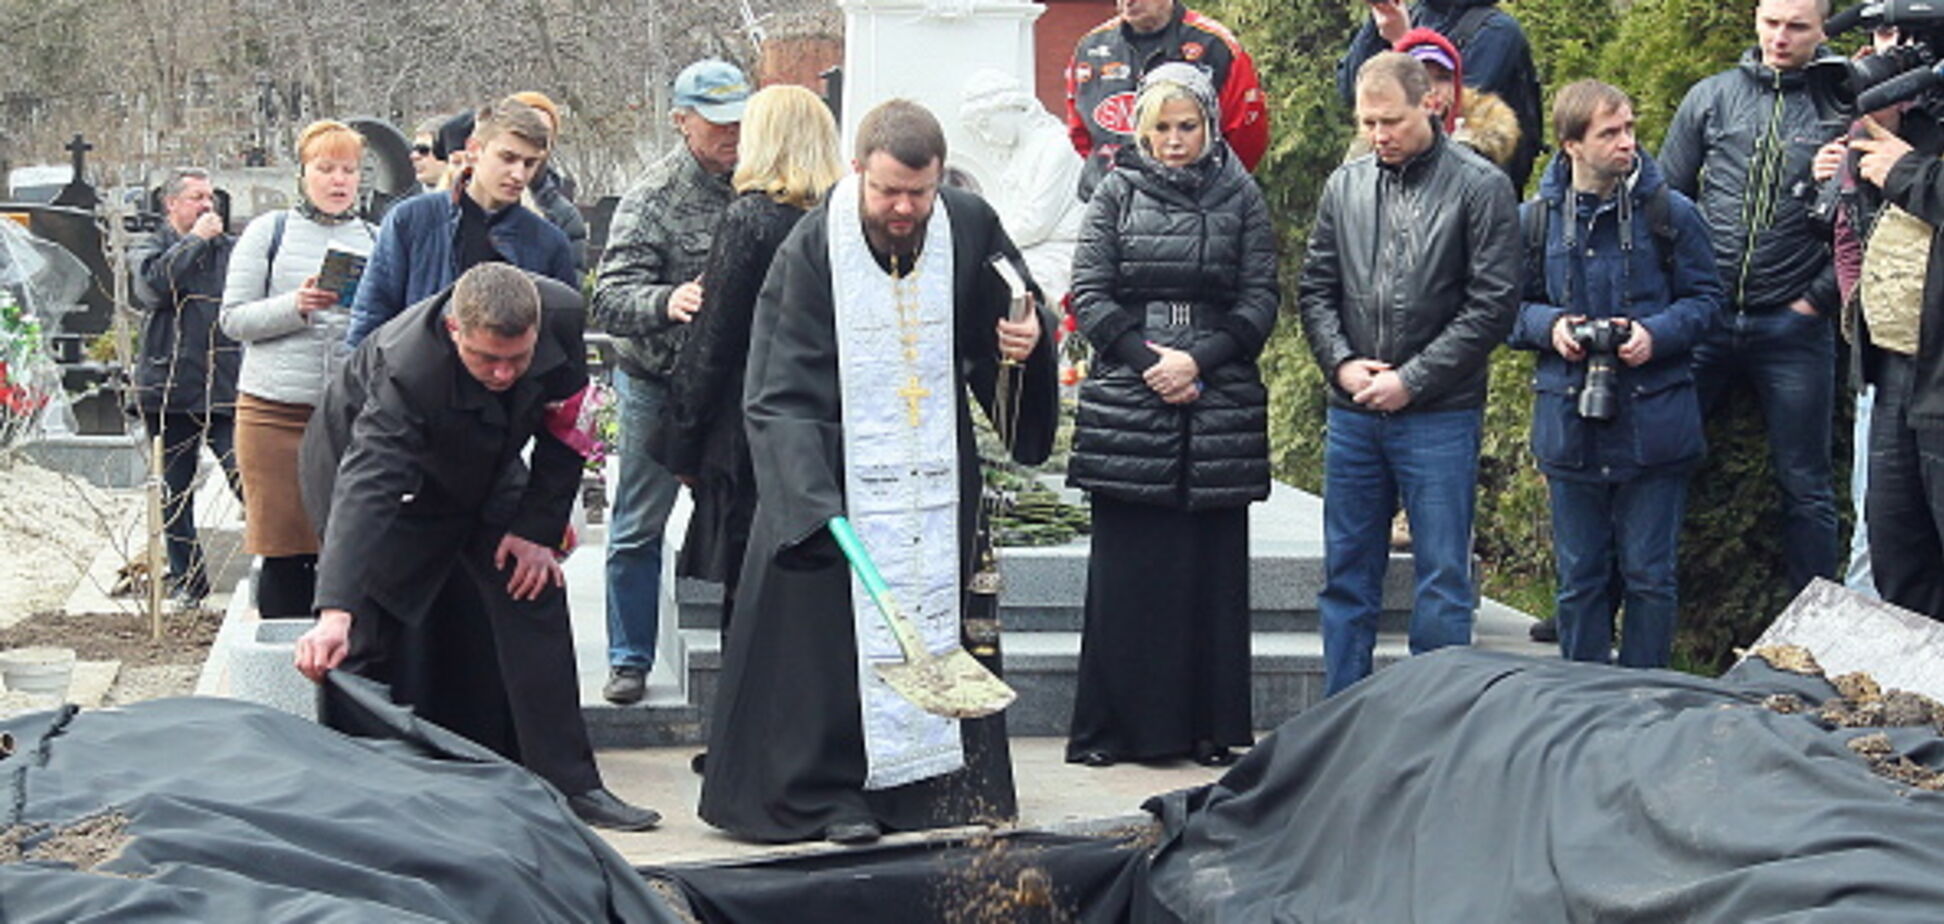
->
[577,481,1551,747]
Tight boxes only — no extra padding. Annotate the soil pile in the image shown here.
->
[0,460,133,627]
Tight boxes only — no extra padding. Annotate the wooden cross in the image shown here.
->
[898,374,931,428]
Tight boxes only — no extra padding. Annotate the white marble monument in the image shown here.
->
[838,0,1085,302]
[958,69,1083,304]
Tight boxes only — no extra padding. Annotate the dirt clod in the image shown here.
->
[1763,693,1805,715]
[1831,672,1883,704]
[1744,644,1822,675]
[1847,733,1895,759]
[0,811,137,875]
[1881,690,1940,728]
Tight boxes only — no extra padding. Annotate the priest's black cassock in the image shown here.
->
[697,185,1059,842]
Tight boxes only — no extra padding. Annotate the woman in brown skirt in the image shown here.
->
[219,121,377,617]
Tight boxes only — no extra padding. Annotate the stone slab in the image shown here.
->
[19,433,147,489]
[1743,578,1944,701]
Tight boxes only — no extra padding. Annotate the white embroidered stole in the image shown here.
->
[827,174,966,789]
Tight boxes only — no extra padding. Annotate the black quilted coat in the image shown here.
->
[1066,145,1279,510]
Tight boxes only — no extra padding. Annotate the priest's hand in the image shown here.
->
[996,306,1040,362]
[294,608,352,682]
[497,533,566,601]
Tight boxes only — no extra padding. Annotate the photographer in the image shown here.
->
[1511,81,1720,667]
[1843,91,1944,619]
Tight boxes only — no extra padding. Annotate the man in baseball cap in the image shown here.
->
[586,58,748,712]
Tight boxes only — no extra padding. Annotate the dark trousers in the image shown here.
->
[1866,354,1944,620]
[257,555,317,618]
[323,533,603,796]
[1692,307,1839,594]
[139,409,240,595]
[1550,473,1688,667]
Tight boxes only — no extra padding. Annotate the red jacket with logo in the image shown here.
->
[1064,3,1269,200]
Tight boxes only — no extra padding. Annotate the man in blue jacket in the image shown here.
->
[1511,80,1721,667]
[346,98,577,346]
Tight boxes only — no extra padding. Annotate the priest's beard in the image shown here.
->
[861,204,930,266]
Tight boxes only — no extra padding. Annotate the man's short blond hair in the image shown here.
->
[472,97,554,152]
[448,264,541,338]
[1356,51,1431,107]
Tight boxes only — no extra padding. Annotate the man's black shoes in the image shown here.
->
[1529,618,1558,643]
[569,788,661,831]
[603,666,647,705]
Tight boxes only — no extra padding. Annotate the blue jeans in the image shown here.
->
[1550,473,1687,668]
[1691,307,1838,594]
[1320,406,1481,696]
[605,370,681,671]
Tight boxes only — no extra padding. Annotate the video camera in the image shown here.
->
[1821,0,1944,114]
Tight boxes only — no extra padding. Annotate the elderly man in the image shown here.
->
[295,263,659,831]
[588,59,748,705]
[128,168,243,607]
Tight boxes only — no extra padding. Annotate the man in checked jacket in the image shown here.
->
[588,58,747,705]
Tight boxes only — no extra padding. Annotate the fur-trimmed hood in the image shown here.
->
[1453,88,1521,170]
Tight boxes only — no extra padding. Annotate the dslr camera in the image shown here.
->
[1568,317,1632,422]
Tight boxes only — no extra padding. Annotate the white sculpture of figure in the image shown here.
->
[958,69,1083,306]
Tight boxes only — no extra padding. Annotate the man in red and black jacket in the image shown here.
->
[1065,0,1269,200]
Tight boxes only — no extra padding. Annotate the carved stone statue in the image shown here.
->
[959,69,1083,305]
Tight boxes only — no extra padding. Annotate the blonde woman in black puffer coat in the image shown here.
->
[1064,63,1279,769]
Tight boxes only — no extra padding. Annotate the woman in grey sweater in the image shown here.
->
[220,119,377,618]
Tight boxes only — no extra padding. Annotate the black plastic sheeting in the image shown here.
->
[652,649,1944,923]
[646,829,1149,923]
[1138,649,1944,922]
[0,674,677,923]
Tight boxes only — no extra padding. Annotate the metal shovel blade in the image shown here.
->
[875,647,1017,720]
[829,516,1018,719]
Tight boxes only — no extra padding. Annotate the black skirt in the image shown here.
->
[1066,496,1254,761]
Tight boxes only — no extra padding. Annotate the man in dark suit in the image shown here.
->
[293,263,658,831]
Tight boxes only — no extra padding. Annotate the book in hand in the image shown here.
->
[316,245,368,309]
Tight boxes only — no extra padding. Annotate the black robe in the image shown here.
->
[697,186,1060,842]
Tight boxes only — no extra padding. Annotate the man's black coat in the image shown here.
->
[300,276,588,624]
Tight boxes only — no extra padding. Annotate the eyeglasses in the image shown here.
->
[412,144,434,156]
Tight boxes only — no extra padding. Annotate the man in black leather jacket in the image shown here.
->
[1297,52,1520,696]
[1659,0,1846,595]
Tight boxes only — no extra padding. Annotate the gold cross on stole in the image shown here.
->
[897,375,931,427]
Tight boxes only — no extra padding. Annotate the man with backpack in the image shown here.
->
[1509,80,1720,667]
[1338,0,1544,191]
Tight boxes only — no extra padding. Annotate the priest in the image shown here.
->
[697,99,1060,845]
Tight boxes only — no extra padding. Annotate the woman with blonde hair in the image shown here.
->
[220,119,377,618]
[1064,64,1278,768]
[655,84,842,636]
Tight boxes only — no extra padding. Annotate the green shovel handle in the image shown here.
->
[828,516,899,624]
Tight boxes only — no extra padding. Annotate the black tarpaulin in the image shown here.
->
[1138,649,1944,922]
[645,828,1149,923]
[0,673,676,923]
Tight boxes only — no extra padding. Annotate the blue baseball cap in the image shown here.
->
[673,60,751,124]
